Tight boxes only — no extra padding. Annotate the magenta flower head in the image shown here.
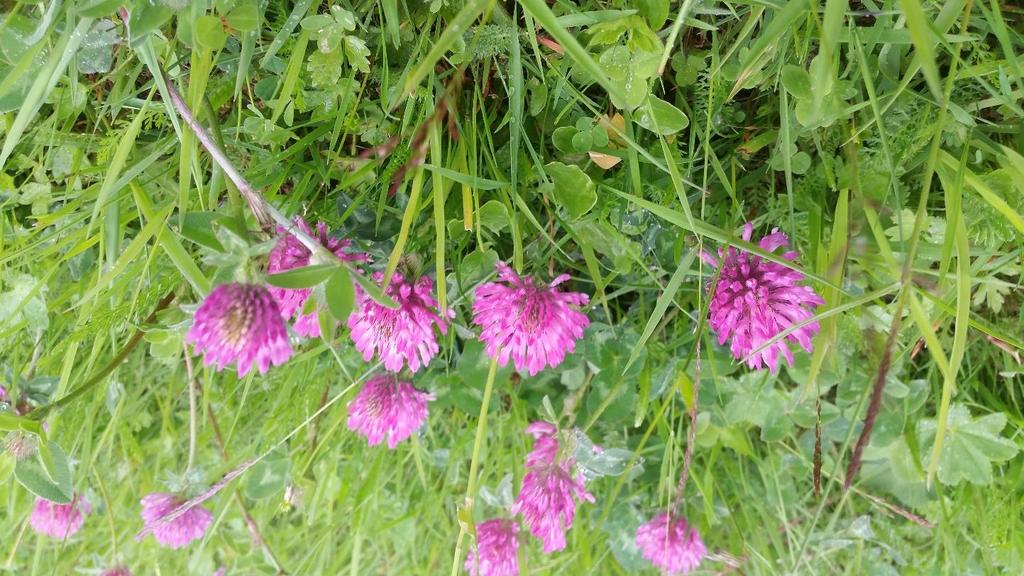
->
[465,518,520,576]
[29,496,90,539]
[510,422,595,553]
[186,283,293,377]
[102,568,132,576]
[635,512,707,575]
[472,262,589,376]
[348,273,452,373]
[346,374,433,448]
[138,492,213,549]
[267,217,366,337]
[701,223,824,373]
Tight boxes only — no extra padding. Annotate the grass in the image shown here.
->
[1,0,1023,574]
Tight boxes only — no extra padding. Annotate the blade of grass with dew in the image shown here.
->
[657,0,699,75]
[89,91,154,244]
[0,17,91,171]
[820,0,846,68]
[73,204,173,308]
[271,29,309,126]
[982,0,1023,86]
[259,0,315,68]
[801,188,849,401]
[935,143,971,288]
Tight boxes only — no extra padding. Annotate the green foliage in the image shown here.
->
[919,403,1019,487]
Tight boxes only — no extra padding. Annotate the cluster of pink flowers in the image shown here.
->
[137,492,213,549]
[186,216,596,454]
[175,218,823,573]
[346,374,434,448]
[348,272,453,373]
[635,512,708,574]
[511,422,595,553]
[27,488,213,570]
[29,496,90,539]
[472,263,590,375]
[702,222,824,373]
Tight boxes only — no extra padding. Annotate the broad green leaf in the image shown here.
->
[77,0,122,18]
[195,15,227,52]
[552,126,578,153]
[325,267,355,324]
[477,200,509,233]
[637,0,670,29]
[245,450,291,499]
[227,3,260,32]
[128,3,172,47]
[457,340,511,395]
[460,249,499,284]
[0,412,42,435]
[78,19,120,75]
[15,441,72,504]
[545,161,596,219]
[572,431,637,477]
[918,404,1019,486]
[781,65,812,99]
[343,36,370,73]
[571,130,594,152]
[267,263,339,289]
[180,212,225,251]
[0,273,49,333]
[635,96,689,135]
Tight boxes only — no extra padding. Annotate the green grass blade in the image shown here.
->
[623,250,695,376]
[382,167,425,290]
[926,216,972,488]
[0,18,92,170]
[900,0,945,103]
[73,205,174,308]
[400,0,495,104]
[939,151,1024,233]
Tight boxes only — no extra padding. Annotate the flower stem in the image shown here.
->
[183,349,198,473]
[450,357,499,576]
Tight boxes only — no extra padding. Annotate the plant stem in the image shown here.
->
[450,357,499,576]
[183,349,199,473]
